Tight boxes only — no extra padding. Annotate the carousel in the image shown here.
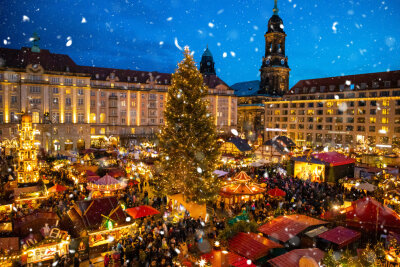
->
[219,171,266,205]
[86,174,126,198]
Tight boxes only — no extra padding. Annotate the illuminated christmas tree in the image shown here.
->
[16,114,39,184]
[155,47,221,203]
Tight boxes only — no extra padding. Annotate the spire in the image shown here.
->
[31,32,40,53]
[273,0,279,15]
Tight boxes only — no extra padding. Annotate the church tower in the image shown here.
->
[259,0,290,96]
[200,46,216,75]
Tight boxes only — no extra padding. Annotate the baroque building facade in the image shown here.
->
[0,42,236,153]
[232,0,290,142]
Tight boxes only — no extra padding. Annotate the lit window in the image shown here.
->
[383,100,390,106]
[90,113,96,123]
[370,117,376,123]
[90,128,95,134]
[326,101,333,108]
[274,110,280,115]
[100,128,105,134]
[382,118,389,124]
[382,109,389,115]
[326,109,333,115]
[100,113,106,123]
[307,110,314,115]
[32,112,39,123]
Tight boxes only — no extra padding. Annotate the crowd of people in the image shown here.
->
[0,154,375,266]
[217,163,368,222]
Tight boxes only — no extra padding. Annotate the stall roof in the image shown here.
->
[344,197,400,232]
[313,152,355,166]
[72,196,127,230]
[318,226,360,248]
[201,250,256,267]
[258,215,327,243]
[293,152,355,167]
[227,137,252,152]
[228,232,281,261]
[268,248,325,267]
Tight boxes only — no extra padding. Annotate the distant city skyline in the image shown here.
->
[1,0,399,87]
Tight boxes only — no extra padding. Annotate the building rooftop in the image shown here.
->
[289,70,400,95]
[0,46,231,90]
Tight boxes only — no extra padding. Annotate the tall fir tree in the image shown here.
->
[155,47,221,204]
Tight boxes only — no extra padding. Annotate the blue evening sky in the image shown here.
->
[0,0,399,87]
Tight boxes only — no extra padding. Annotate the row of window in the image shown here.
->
[272,116,392,124]
[273,108,390,116]
[271,99,398,109]
[293,80,400,94]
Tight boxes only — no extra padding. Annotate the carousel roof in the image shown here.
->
[94,174,121,185]
[221,183,265,195]
[232,171,251,182]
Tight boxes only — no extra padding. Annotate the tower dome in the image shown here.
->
[200,46,216,75]
[267,15,284,33]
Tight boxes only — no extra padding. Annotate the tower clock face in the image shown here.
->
[207,62,211,66]
[266,59,270,64]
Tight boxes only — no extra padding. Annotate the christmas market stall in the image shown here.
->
[220,136,252,156]
[65,196,134,254]
[345,197,400,233]
[292,152,355,183]
[219,171,265,205]
[201,248,257,267]
[228,232,282,265]
[86,174,127,198]
[267,248,325,267]
[21,229,70,265]
[316,226,361,250]
[258,214,328,248]
[257,135,295,163]
[0,237,20,267]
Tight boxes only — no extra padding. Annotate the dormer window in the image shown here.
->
[372,81,379,88]
[164,79,167,84]
[65,66,70,72]
[110,72,115,79]
[134,77,137,82]
[384,81,391,88]
[320,86,325,92]
[127,76,131,82]
[329,85,335,91]
[95,74,99,79]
